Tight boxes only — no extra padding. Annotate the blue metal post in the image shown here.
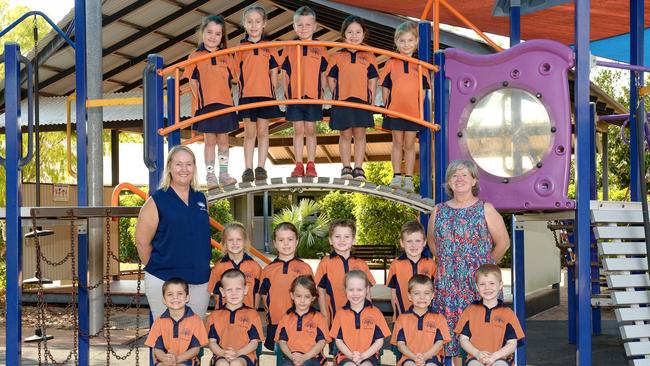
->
[629,0,644,201]
[74,0,89,363]
[166,77,180,148]
[574,0,593,363]
[145,55,165,191]
[589,103,601,335]
[509,2,521,47]
[567,249,576,343]
[418,21,433,231]
[512,216,526,365]
[433,53,447,204]
[263,191,270,253]
[4,42,23,366]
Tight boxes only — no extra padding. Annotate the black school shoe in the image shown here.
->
[242,168,254,183]
[254,167,268,180]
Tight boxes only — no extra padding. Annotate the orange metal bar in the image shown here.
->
[296,44,302,99]
[158,99,439,136]
[434,0,440,51]
[439,0,503,52]
[159,41,438,76]
[174,69,180,125]
[420,0,433,20]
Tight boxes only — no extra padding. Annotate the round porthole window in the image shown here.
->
[464,88,553,178]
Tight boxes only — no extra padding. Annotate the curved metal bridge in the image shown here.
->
[207,177,436,213]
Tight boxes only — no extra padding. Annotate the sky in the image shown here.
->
[10,0,74,23]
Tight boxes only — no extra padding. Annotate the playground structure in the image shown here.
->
[1,1,650,366]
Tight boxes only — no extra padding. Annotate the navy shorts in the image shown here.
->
[382,116,423,132]
[337,355,379,366]
[402,357,443,366]
[264,323,278,350]
[193,103,239,134]
[238,96,283,122]
[286,104,323,122]
[330,97,374,131]
[210,354,254,366]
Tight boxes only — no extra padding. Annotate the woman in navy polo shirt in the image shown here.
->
[135,145,212,320]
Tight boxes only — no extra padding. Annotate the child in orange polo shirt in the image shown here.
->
[388,220,436,321]
[455,264,524,366]
[315,219,376,326]
[207,222,262,310]
[145,277,208,366]
[282,6,328,178]
[381,21,431,193]
[275,275,330,366]
[391,275,450,366]
[206,269,264,366]
[330,270,391,366]
[236,5,283,183]
[327,16,379,181]
[183,15,239,188]
[260,222,314,351]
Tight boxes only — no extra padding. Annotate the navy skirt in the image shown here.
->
[238,96,283,122]
[382,115,423,132]
[194,103,238,133]
[330,97,374,131]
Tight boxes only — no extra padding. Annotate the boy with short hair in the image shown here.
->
[145,277,208,366]
[315,219,376,325]
[387,220,436,320]
[282,5,329,178]
[391,275,450,366]
[455,264,525,366]
[206,269,264,366]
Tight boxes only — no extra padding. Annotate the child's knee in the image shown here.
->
[230,357,248,366]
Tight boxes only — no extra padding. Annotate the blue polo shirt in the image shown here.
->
[145,187,211,284]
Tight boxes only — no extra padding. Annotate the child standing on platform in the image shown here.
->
[381,21,431,193]
[315,219,376,326]
[282,6,329,178]
[391,275,450,366]
[183,15,239,188]
[455,264,525,366]
[275,275,331,366]
[206,269,264,366]
[237,5,283,183]
[327,16,379,181]
[330,270,391,366]
[387,220,436,320]
[207,222,262,310]
[145,278,208,366]
[260,222,314,351]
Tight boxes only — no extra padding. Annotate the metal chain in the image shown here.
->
[548,220,575,267]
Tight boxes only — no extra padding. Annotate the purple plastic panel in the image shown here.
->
[445,39,574,211]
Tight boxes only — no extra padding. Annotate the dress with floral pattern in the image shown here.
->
[431,200,495,357]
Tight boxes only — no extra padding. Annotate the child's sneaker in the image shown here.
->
[254,167,268,181]
[389,175,402,190]
[305,161,317,177]
[219,173,237,187]
[402,176,415,193]
[352,167,366,181]
[340,166,353,180]
[206,172,219,189]
[291,162,305,177]
[242,168,254,183]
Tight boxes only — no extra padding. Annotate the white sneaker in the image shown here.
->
[402,176,415,193]
[389,175,402,190]
[206,172,219,188]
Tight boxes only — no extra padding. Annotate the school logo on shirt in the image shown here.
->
[197,201,207,212]
[182,327,193,337]
[362,317,375,329]
[304,320,317,333]
[238,315,251,327]
[292,267,305,275]
[492,316,506,327]
[424,321,437,332]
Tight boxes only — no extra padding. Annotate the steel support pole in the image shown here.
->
[509,1,521,47]
[512,216,526,365]
[74,0,90,363]
[601,133,609,201]
[433,52,447,204]
[4,42,24,366]
[145,55,165,191]
[630,0,644,201]
[86,0,105,335]
[418,21,433,234]
[167,77,180,149]
[574,0,593,363]
[589,103,601,335]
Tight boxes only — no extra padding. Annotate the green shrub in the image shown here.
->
[118,193,145,263]
[318,191,355,220]
[0,260,5,291]
[210,199,234,243]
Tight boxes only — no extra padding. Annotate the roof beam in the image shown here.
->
[321,145,334,163]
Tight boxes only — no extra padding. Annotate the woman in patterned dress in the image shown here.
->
[427,160,510,366]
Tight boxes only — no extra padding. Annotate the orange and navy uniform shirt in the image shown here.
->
[275,307,331,363]
[206,305,264,363]
[281,40,328,99]
[390,309,451,365]
[207,253,262,309]
[235,36,281,99]
[454,300,525,360]
[387,254,436,320]
[182,45,238,111]
[330,300,391,364]
[144,306,208,366]
[259,257,314,325]
[315,252,376,322]
[380,57,431,118]
[327,49,378,102]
